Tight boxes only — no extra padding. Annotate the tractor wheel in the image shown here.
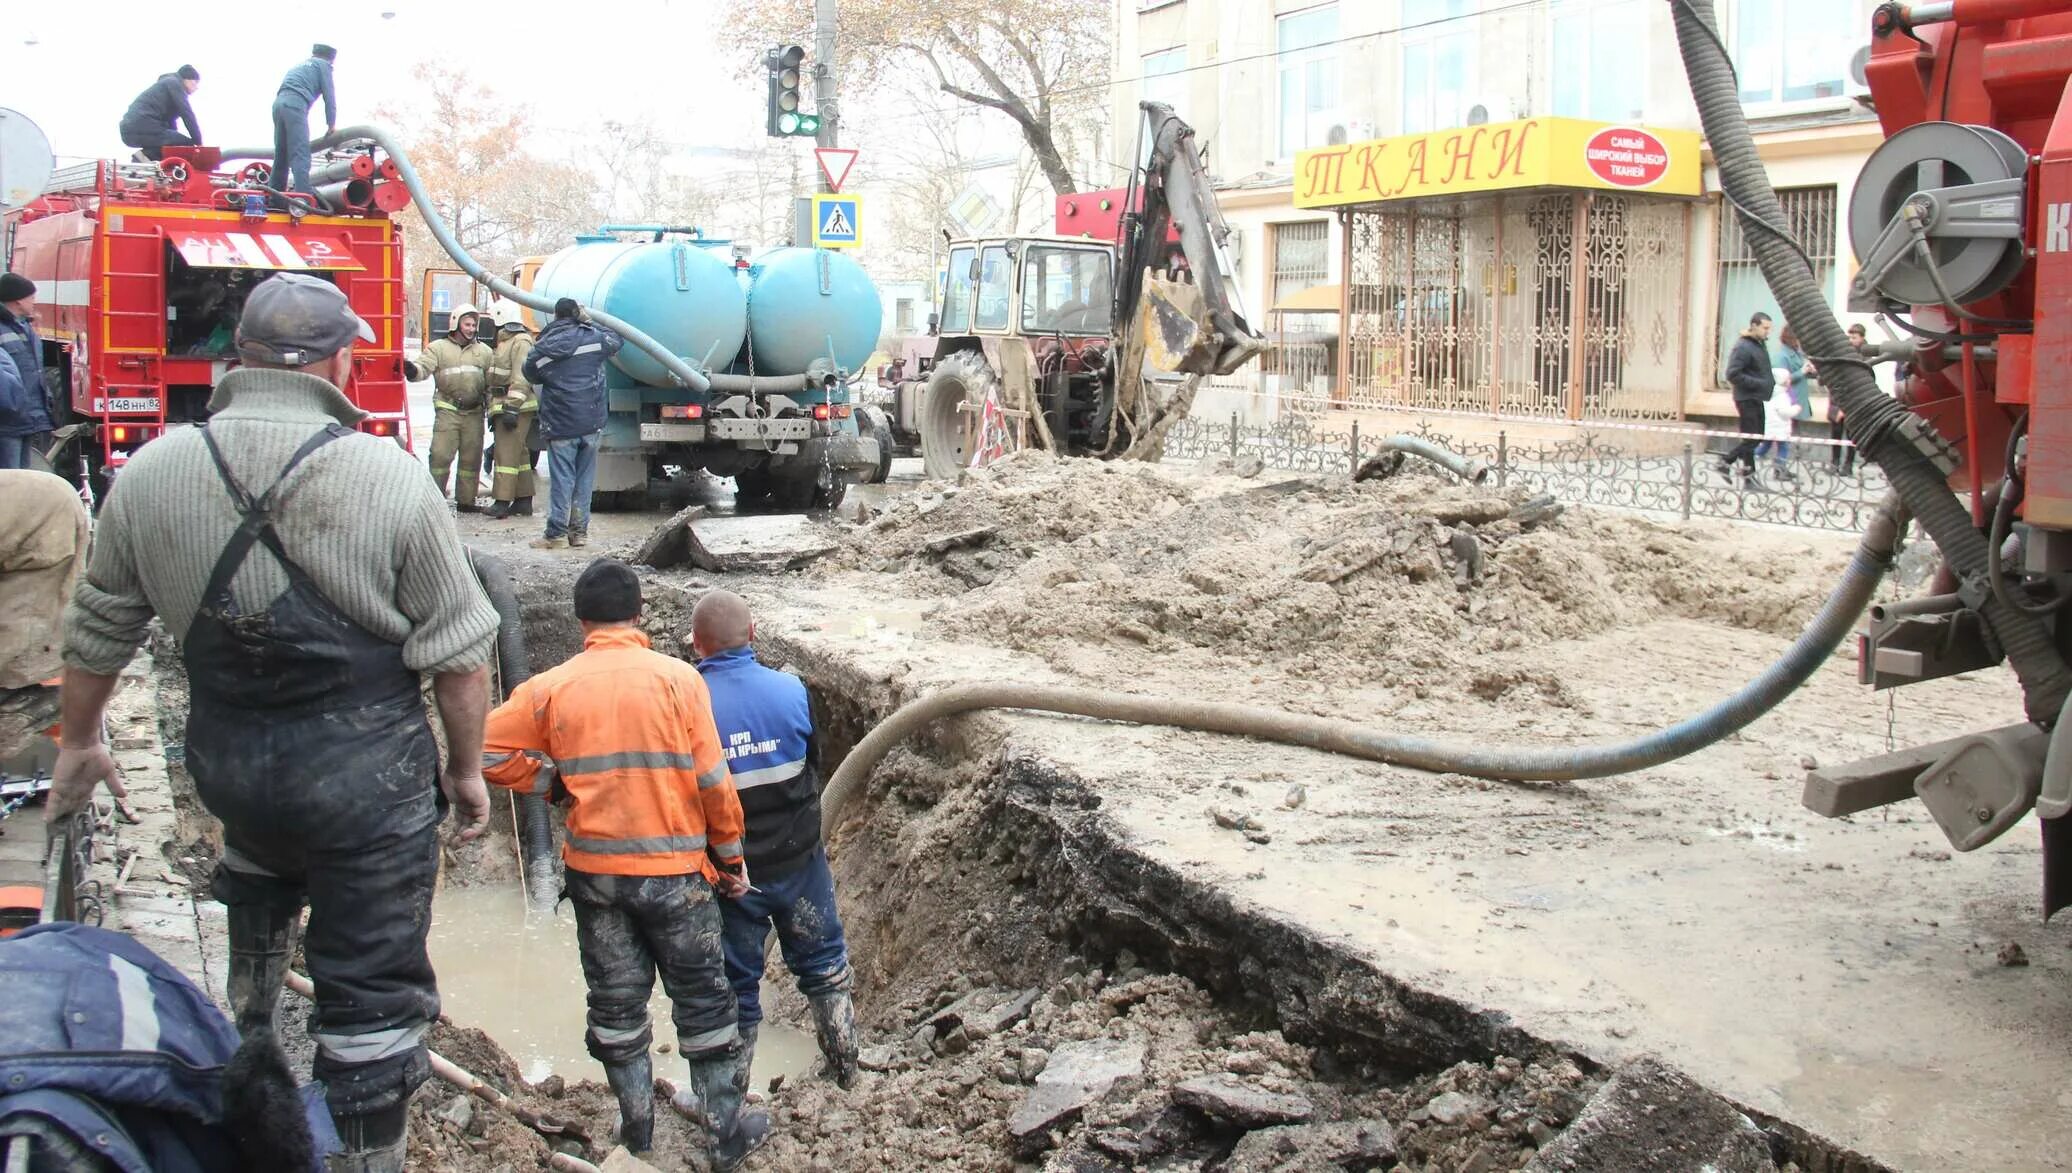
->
[856,410,894,484]
[920,351,999,480]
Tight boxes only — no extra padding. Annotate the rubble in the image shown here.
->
[1225,1117,1399,1172]
[1171,1073,1315,1128]
[1523,1056,1777,1173]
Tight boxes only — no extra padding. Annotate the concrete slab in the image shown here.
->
[761,586,2072,1173]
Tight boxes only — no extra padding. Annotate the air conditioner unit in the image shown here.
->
[1846,44,1874,106]
[1324,117,1377,146]
[1464,95,1516,126]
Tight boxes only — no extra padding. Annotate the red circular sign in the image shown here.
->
[1584,127,1672,188]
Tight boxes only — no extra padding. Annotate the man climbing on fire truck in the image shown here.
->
[270,44,337,213]
[118,65,203,162]
[408,304,493,511]
[485,304,538,520]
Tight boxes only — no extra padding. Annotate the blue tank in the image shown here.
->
[530,239,747,387]
[745,248,882,376]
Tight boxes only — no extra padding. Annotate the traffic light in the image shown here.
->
[764,44,821,137]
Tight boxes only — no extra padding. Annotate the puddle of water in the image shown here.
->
[428,882,819,1088]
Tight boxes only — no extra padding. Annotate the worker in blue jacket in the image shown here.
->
[271,45,338,212]
[119,65,203,160]
[522,298,622,550]
[0,274,50,470]
[690,588,861,1094]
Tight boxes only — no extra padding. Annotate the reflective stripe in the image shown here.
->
[710,838,743,860]
[572,342,603,355]
[489,366,511,375]
[108,955,161,1053]
[532,354,556,367]
[494,465,532,475]
[679,1024,739,1053]
[433,400,458,411]
[696,764,730,790]
[315,1022,427,1064]
[482,751,515,767]
[443,363,487,372]
[729,760,804,790]
[588,1019,649,1045]
[559,750,703,776]
[566,833,707,855]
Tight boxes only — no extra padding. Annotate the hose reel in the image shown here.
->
[1848,121,2029,312]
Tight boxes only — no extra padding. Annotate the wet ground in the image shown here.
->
[426,883,819,1087]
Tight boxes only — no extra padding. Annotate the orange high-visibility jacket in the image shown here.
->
[482,625,745,878]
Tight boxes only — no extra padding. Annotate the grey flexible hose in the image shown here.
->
[467,548,558,911]
[1369,435,1491,484]
[220,127,711,394]
[1670,0,2072,726]
[821,493,1905,836]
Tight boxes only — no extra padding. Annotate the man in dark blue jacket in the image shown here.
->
[1719,311,1774,491]
[523,298,622,550]
[0,274,51,470]
[691,588,860,1094]
[271,45,338,213]
[119,65,203,160]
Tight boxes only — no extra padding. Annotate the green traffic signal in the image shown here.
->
[778,112,800,135]
[792,113,820,136]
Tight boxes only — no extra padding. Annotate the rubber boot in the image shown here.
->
[674,1022,755,1127]
[226,902,297,1038]
[603,1053,655,1153]
[809,992,860,1090]
[514,495,535,517]
[326,1103,408,1173]
[485,499,513,520]
[687,1051,770,1173]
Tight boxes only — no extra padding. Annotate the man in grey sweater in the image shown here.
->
[54,273,500,1173]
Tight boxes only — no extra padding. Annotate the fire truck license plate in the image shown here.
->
[94,397,158,413]
[710,418,810,441]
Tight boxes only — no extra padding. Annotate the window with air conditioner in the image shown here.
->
[1550,0,1648,122]
[1144,47,1188,115]
[1401,0,1477,134]
[1278,5,1341,158]
[1730,0,1858,108]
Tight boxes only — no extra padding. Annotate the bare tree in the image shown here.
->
[720,0,1108,197]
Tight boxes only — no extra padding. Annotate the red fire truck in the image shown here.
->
[1,147,409,498]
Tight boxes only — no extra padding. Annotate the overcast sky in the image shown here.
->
[1,0,768,165]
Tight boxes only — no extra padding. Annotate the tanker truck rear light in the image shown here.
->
[810,403,851,422]
[660,404,704,420]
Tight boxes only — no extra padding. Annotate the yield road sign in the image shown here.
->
[815,147,858,192]
[812,193,861,249]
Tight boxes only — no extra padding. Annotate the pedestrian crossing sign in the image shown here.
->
[812,193,862,250]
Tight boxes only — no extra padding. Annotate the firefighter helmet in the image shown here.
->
[450,303,481,333]
[493,301,529,331]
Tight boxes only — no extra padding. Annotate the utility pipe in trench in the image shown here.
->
[822,493,1905,837]
[467,549,558,912]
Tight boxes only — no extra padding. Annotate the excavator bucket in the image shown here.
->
[1138,272,1271,378]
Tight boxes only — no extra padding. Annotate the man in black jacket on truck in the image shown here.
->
[119,66,203,161]
[1720,311,1775,492]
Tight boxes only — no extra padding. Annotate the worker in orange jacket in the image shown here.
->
[481,559,770,1169]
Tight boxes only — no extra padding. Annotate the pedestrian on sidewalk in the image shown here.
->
[485,304,538,520]
[270,44,337,212]
[1757,325,1813,482]
[54,272,500,1173]
[0,274,51,471]
[1719,311,1774,492]
[408,304,493,510]
[481,560,770,1170]
[118,65,203,161]
[523,298,621,550]
[1826,323,1870,476]
[691,588,861,1096]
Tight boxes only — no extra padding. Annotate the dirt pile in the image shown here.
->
[825,456,1849,707]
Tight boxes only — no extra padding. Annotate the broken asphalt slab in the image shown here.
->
[1006,1038,1146,1156]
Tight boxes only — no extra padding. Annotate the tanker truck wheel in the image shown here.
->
[856,410,894,484]
[920,352,999,480]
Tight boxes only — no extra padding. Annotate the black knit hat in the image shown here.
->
[177,64,200,82]
[0,273,35,303]
[312,44,337,61]
[573,559,642,623]
[554,298,580,321]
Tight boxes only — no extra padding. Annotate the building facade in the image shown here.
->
[1110,0,1886,426]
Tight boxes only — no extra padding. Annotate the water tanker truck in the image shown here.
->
[517,228,882,510]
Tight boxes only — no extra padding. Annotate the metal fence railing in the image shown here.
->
[1162,411,1895,534]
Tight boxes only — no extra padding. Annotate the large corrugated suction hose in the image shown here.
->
[219,127,711,394]
[467,549,558,912]
[821,494,1905,837]
[1669,0,2071,726]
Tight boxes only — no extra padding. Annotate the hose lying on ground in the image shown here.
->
[217,128,712,394]
[1670,0,2072,726]
[822,493,1906,836]
[1358,435,1491,485]
[466,549,557,912]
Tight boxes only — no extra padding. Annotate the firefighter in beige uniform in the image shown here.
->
[409,303,493,510]
[485,304,538,519]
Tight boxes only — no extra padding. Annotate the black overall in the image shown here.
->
[185,423,441,1120]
